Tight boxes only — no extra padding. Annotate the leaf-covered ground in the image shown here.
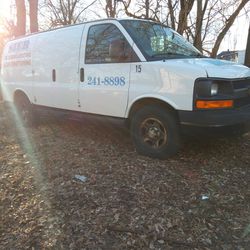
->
[0,103,250,249]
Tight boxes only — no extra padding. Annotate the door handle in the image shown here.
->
[80,68,84,82]
[52,69,56,82]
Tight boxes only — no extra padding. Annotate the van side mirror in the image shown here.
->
[109,39,127,62]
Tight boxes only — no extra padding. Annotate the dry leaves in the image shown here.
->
[0,103,250,249]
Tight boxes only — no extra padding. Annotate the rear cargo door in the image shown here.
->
[78,21,139,117]
[32,25,83,111]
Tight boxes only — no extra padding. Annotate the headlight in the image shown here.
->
[194,78,234,98]
[211,83,218,96]
[194,78,234,109]
[194,79,218,97]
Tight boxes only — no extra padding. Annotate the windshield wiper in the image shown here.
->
[191,53,207,58]
[151,52,185,58]
[150,52,207,59]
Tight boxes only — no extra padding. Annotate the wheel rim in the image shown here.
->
[140,117,167,149]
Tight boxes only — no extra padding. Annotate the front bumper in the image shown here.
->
[179,104,250,127]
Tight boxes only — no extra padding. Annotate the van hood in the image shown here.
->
[182,58,250,78]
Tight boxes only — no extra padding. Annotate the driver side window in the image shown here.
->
[85,23,139,64]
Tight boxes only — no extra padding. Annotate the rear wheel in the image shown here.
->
[14,94,36,126]
[130,105,181,159]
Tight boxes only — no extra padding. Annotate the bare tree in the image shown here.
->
[210,0,249,57]
[27,0,249,57]
[119,0,249,56]
[42,0,98,28]
[180,0,249,56]
[15,0,26,37]
[12,0,38,36]
[176,0,194,35]
[105,0,117,17]
[166,0,178,29]
[122,0,161,22]
[192,0,208,51]
[29,0,39,33]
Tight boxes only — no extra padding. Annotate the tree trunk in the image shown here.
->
[193,0,208,52]
[145,0,149,19]
[105,0,116,18]
[29,0,38,33]
[167,0,176,30]
[177,0,195,35]
[193,0,202,51]
[15,0,26,37]
[244,25,250,67]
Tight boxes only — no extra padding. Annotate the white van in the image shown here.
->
[1,19,250,159]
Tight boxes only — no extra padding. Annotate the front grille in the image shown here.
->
[232,78,250,90]
[234,96,250,108]
[231,78,250,108]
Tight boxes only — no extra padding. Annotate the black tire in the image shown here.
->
[14,94,37,126]
[130,105,181,159]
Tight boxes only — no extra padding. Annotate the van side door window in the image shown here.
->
[85,24,139,64]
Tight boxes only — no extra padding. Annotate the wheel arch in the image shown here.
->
[127,97,179,126]
[13,89,31,105]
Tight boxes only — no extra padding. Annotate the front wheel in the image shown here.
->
[130,105,181,159]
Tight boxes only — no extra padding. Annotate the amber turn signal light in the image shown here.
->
[196,100,233,109]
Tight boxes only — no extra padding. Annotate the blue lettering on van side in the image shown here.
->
[87,76,126,86]
[8,40,30,53]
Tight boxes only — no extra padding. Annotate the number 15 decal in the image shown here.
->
[136,65,142,73]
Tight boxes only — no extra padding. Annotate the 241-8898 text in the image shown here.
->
[87,76,126,86]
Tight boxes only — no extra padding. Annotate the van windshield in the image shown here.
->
[120,20,203,61]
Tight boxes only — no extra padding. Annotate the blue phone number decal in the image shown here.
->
[87,76,126,86]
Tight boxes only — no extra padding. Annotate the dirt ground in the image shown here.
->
[0,102,250,249]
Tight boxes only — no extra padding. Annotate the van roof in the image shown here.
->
[7,18,158,42]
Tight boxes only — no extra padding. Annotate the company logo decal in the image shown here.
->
[3,39,31,68]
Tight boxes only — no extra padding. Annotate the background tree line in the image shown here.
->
[3,0,250,62]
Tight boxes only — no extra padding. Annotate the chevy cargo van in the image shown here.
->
[1,19,250,159]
